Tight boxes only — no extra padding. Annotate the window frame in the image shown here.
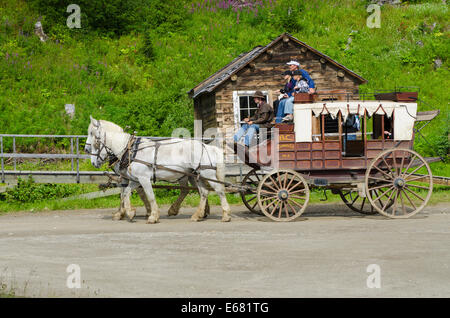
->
[232,90,271,129]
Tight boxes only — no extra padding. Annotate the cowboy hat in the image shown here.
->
[286,60,300,66]
[253,91,265,99]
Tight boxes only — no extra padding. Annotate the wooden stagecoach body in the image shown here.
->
[235,92,440,221]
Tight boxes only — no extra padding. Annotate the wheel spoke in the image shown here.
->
[351,194,360,205]
[382,188,396,212]
[287,201,297,214]
[368,176,394,183]
[285,176,296,191]
[247,195,257,202]
[287,179,304,192]
[270,200,281,216]
[404,175,429,182]
[403,162,426,180]
[405,183,430,190]
[368,182,393,192]
[401,189,417,210]
[381,155,395,179]
[401,155,417,177]
[276,171,283,189]
[268,175,281,190]
[392,151,398,177]
[283,172,288,189]
[403,185,425,202]
[289,188,306,195]
[400,190,407,215]
[260,195,277,203]
[391,189,400,216]
[288,198,304,209]
[360,197,366,211]
[373,164,394,180]
[277,202,283,218]
[284,202,290,218]
[290,195,306,200]
[399,153,405,176]
[373,186,395,203]
[260,189,277,196]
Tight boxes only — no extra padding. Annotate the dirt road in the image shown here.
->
[0,203,449,297]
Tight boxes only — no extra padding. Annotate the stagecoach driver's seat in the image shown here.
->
[233,91,274,147]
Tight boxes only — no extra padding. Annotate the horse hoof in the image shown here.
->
[146,216,159,224]
[221,215,231,222]
[112,213,122,221]
[191,216,202,222]
[168,207,179,216]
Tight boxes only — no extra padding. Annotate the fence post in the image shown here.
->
[71,137,74,171]
[76,137,80,183]
[12,136,16,170]
[1,136,4,183]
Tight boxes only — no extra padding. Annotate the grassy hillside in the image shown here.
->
[0,0,448,160]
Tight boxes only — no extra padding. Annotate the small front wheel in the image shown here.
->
[257,169,310,222]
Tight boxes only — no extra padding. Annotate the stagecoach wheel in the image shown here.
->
[365,148,433,219]
[257,169,309,222]
[338,189,393,215]
[240,168,264,215]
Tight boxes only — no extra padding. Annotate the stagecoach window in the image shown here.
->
[323,115,339,134]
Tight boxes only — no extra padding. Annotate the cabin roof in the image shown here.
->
[188,32,367,99]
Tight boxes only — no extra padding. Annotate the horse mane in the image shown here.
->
[99,120,124,132]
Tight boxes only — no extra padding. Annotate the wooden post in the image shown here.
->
[312,115,320,141]
[338,112,343,164]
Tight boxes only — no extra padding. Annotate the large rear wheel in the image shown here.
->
[365,148,433,218]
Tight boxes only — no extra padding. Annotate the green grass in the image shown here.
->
[0,185,448,215]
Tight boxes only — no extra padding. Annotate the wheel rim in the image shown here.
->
[365,148,433,218]
[339,189,394,215]
[257,169,310,222]
[240,169,263,215]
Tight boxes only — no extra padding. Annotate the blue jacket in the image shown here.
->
[299,69,315,89]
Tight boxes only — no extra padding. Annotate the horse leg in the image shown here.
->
[168,177,189,216]
[122,181,140,221]
[188,176,210,218]
[136,186,152,217]
[191,179,209,222]
[113,186,127,221]
[202,170,231,222]
[137,177,160,224]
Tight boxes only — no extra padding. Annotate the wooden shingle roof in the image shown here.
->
[188,33,367,99]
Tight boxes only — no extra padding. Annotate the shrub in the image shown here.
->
[3,176,82,203]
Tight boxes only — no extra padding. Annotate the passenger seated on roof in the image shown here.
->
[233,91,274,147]
[281,66,316,123]
[274,70,294,123]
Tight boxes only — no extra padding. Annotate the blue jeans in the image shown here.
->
[275,98,287,123]
[233,123,259,146]
[284,96,295,116]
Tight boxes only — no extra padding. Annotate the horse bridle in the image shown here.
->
[87,123,115,164]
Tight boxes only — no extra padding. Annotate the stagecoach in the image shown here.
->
[233,91,441,222]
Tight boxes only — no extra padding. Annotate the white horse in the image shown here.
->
[84,119,210,221]
[86,116,231,223]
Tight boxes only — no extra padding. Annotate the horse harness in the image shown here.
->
[106,135,217,184]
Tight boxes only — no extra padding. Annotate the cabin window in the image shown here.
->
[232,91,270,127]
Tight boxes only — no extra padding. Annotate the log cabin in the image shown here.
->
[188,32,367,141]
